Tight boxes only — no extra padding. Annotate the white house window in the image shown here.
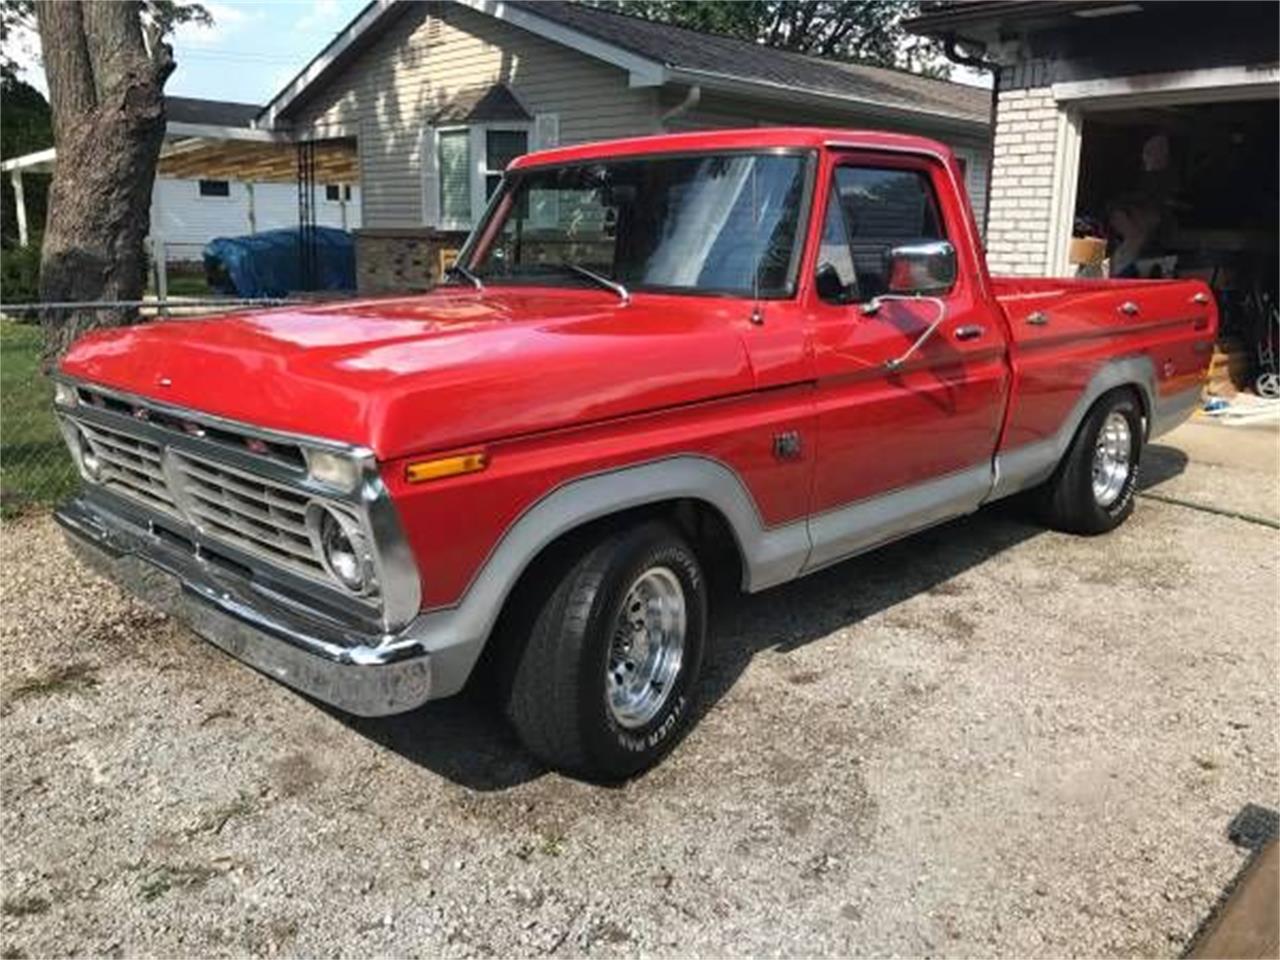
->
[324,184,352,202]
[438,128,473,228]
[198,179,230,198]
[424,120,545,231]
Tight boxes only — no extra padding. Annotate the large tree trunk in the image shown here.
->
[35,0,173,367]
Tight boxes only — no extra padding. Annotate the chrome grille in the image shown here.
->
[78,421,179,516]
[75,385,306,469]
[169,451,326,580]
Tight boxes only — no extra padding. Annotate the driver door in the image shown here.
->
[805,153,1009,568]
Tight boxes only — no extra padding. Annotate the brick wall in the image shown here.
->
[354,229,468,293]
[985,87,1062,276]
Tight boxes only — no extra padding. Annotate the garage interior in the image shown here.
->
[1072,97,1279,397]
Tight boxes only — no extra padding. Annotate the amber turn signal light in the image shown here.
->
[405,452,488,483]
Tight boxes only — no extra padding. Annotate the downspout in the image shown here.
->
[942,35,1017,504]
[943,36,1001,241]
[660,84,701,128]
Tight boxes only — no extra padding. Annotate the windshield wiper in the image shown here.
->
[563,264,629,305]
[444,262,483,291]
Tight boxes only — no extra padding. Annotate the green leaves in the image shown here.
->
[585,0,951,77]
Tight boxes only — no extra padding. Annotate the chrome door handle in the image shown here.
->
[1191,292,1210,305]
[1119,301,1140,316]
[954,324,985,341]
[1026,311,1049,326]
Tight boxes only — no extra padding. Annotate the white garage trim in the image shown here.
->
[1052,64,1280,107]
[1045,106,1083,277]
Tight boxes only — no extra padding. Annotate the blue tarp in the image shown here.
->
[203,227,356,298]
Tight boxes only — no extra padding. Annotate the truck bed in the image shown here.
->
[990,274,1216,465]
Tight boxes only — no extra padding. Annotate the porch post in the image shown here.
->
[246,181,257,234]
[10,170,28,246]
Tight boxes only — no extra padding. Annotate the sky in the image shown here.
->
[12,0,987,106]
[14,0,369,106]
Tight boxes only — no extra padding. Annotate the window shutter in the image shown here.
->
[421,125,441,227]
[531,113,560,229]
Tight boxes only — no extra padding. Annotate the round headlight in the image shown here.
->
[313,505,375,594]
[54,382,78,408]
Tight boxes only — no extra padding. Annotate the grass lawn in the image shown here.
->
[148,272,212,298]
[0,321,76,516]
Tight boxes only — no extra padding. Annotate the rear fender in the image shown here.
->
[989,355,1156,501]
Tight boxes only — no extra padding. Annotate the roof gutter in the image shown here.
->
[665,67,990,135]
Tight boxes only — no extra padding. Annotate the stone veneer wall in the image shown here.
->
[984,86,1062,277]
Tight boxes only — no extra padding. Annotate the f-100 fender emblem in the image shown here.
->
[773,430,802,461]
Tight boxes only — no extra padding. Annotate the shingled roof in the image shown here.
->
[514,2,988,125]
[166,96,261,129]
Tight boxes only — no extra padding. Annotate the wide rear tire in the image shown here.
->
[1036,390,1143,535]
[504,521,707,781]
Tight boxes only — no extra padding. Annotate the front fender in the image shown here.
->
[404,455,811,697]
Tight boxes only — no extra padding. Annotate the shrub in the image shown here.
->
[0,244,41,306]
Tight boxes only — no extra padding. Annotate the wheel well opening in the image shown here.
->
[525,498,744,597]
[1108,383,1151,437]
[476,498,746,695]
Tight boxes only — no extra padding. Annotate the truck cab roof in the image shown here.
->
[509,126,957,170]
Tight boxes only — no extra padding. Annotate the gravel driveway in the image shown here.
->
[2,422,1277,958]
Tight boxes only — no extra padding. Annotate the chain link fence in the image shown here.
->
[0,300,296,517]
[0,319,75,516]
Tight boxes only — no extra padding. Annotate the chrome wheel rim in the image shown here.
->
[607,566,686,729]
[1092,411,1133,508]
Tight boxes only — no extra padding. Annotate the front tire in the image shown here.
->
[504,521,707,781]
[1036,390,1143,535]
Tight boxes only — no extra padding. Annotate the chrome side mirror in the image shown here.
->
[884,240,956,296]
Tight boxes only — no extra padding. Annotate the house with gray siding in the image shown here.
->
[256,0,992,292]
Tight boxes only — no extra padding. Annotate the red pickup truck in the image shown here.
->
[54,128,1216,779]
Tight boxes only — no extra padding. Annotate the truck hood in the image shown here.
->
[59,288,756,460]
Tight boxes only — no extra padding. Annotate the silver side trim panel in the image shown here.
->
[988,356,1157,501]
[803,464,992,573]
[1150,385,1201,439]
[409,456,995,698]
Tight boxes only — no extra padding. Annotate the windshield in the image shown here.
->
[464,151,813,298]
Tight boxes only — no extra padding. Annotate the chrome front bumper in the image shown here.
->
[56,494,434,716]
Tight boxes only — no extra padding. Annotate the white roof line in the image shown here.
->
[452,0,666,87]
[2,122,290,174]
[256,0,400,131]
[254,0,671,129]
[667,67,990,130]
[1,147,56,173]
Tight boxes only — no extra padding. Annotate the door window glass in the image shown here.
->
[829,166,945,298]
[815,187,858,303]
